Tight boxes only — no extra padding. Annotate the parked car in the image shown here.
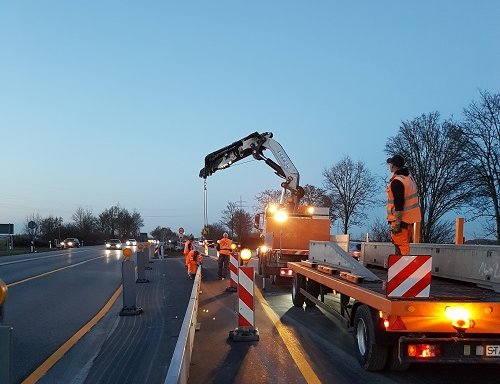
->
[61,238,80,248]
[126,239,137,246]
[204,239,215,248]
[105,239,122,249]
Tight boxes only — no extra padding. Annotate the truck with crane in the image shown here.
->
[199,131,331,284]
[200,131,500,371]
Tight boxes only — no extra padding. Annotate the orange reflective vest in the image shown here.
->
[187,250,203,274]
[386,174,421,224]
[218,238,232,256]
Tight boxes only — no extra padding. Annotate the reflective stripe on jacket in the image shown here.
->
[386,174,421,223]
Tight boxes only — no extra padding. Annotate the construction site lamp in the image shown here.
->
[230,243,237,250]
[445,306,472,332]
[123,248,133,260]
[240,248,252,264]
[260,245,269,253]
[267,204,278,214]
[307,206,314,214]
[0,278,7,306]
[274,209,288,223]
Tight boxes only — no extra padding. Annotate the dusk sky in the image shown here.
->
[1,1,499,240]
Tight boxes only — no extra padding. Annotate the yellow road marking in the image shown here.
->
[7,256,106,288]
[255,287,322,384]
[22,285,123,384]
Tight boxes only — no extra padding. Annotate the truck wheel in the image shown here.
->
[292,274,306,307]
[353,305,388,371]
[386,346,410,371]
[305,281,320,308]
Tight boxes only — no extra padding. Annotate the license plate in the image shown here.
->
[485,345,500,357]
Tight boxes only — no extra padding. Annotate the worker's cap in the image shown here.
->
[223,232,228,237]
[386,154,405,167]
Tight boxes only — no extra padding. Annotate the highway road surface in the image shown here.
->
[1,246,499,384]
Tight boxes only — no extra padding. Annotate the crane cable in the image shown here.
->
[203,178,209,235]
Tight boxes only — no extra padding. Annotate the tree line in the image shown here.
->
[20,204,143,246]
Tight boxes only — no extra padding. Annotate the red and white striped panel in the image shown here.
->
[387,255,432,298]
[229,252,238,288]
[238,267,255,327]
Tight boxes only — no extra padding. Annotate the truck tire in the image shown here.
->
[305,280,320,308]
[292,274,306,307]
[353,305,388,371]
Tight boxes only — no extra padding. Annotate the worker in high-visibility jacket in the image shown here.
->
[183,235,194,269]
[386,154,422,255]
[187,249,203,279]
[217,232,232,280]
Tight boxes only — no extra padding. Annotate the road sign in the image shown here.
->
[178,227,184,235]
[0,224,13,235]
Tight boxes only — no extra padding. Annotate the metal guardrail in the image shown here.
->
[164,266,202,384]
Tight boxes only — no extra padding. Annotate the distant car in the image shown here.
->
[126,239,137,246]
[61,238,80,248]
[105,239,122,249]
[204,240,215,248]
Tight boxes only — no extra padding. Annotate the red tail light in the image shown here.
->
[407,344,441,358]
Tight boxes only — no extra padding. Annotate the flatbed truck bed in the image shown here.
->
[288,260,500,371]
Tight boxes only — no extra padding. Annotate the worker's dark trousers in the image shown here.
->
[218,254,229,279]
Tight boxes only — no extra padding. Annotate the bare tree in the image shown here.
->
[24,213,42,239]
[386,112,475,243]
[254,189,283,213]
[254,184,332,213]
[72,207,96,238]
[323,156,379,234]
[460,90,500,240]
[368,217,391,242]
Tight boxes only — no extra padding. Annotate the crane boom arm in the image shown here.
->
[199,131,304,209]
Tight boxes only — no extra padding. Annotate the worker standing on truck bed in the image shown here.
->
[386,154,421,255]
[217,232,232,280]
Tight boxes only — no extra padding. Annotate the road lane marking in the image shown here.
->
[0,250,86,266]
[6,255,107,287]
[21,285,123,384]
[255,287,322,384]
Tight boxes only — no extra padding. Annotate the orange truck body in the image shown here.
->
[288,246,500,370]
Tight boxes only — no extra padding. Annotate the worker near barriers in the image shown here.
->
[183,235,194,269]
[386,154,422,255]
[186,249,203,279]
[217,232,232,280]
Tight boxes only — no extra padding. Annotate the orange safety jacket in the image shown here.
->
[386,174,421,224]
[218,238,232,256]
[187,250,203,274]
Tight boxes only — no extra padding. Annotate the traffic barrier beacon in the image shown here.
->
[119,248,143,316]
[229,249,259,341]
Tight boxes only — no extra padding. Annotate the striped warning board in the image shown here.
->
[229,251,238,290]
[238,267,255,327]
[387,255,432,298]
